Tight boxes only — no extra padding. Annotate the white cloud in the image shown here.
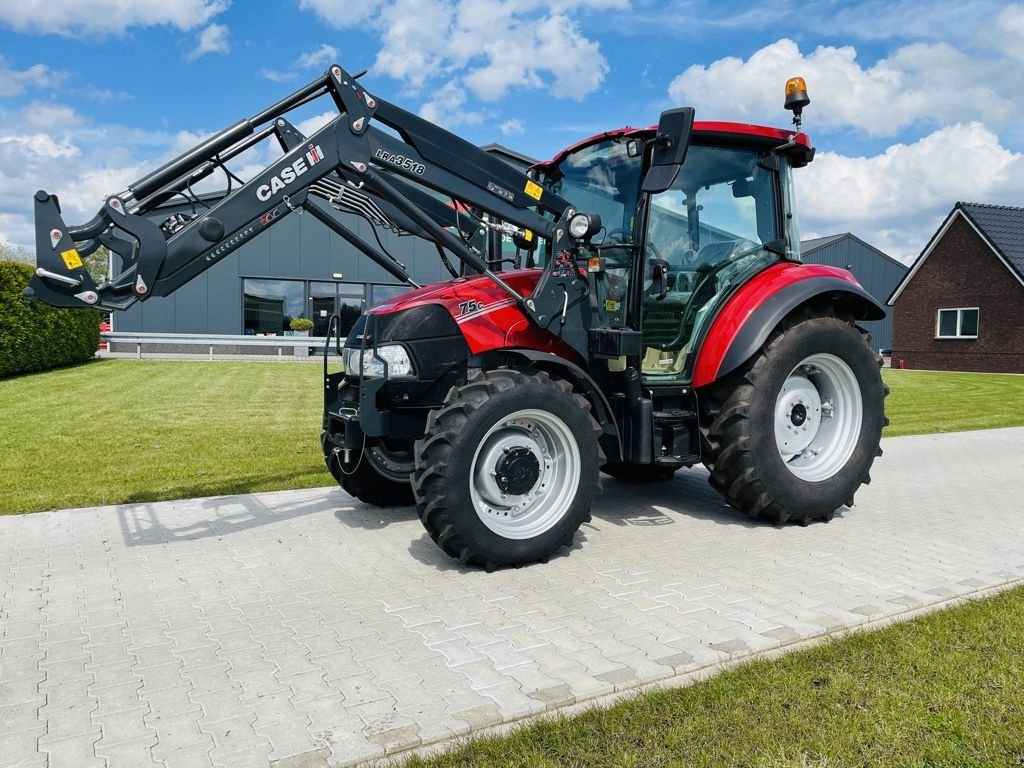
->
[295,44,339,70]
[797,123,1024,261]
[298,0,381,28]
[187,23,230,61]
[261,69,299,83]
[992,4,1024,61]
[823,0,1006,44]
[0,132,79,160]
[300,0,618,103]
[295,110,338,137]
[13,102,86,132]
[668,38,1019,137]
[0,57,65,98]
[499,118,524,136]
[419,82,486,130]
[0,104,196,248]
[0,0,229,36]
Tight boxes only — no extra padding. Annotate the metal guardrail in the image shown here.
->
[101,332,344,360]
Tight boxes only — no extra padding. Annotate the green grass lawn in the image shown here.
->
[0,359,327,515]
[881,368,1024,437]
[1,361,1022,515]
[402,585,1024,768]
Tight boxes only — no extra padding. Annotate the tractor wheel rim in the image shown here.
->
[774,353,862,482]
[470,408,581,540]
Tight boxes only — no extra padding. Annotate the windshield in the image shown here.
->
[646,145,778,267]
[549,139,644,244]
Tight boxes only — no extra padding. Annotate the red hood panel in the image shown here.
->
[366,269,541,316]
[366,270,578,359]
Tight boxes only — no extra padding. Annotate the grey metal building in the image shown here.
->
[800,233,907,351]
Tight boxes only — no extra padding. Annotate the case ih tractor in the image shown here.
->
[26,67,887,570]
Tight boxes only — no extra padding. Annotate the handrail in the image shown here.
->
[101,331,345,359]
[103,331,336,344]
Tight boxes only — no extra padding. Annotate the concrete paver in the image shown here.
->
[2,427,1023,767]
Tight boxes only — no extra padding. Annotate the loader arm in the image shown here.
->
[26,64,592,353]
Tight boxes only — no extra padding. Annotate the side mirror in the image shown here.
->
[650,259,669,301]
[642,107,695,193]
[731,178,753,198]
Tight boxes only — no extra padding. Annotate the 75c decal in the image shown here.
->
[458,299,485,316]
[374,148,426,175]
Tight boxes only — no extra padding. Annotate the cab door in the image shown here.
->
[639,145,782,382]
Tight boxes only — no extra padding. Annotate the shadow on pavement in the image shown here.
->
[116,464,828,551]
[334,505,417,531]
[595,467,761,528]
[117,489,350,546]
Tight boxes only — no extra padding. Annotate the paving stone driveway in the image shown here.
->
[2,427,1023,768]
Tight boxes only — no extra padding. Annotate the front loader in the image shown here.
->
[26,68,888,569]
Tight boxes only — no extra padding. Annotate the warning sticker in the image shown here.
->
[524,180,544,200]
[60,248,83,270]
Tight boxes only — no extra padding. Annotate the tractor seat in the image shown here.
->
[642,290,692,349]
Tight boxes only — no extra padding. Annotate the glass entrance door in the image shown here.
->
[308,282,338,338]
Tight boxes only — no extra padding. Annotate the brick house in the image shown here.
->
[888,202,1024,373]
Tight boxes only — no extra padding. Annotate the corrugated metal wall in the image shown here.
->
[800,235,908,351]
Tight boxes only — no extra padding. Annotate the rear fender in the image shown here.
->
[692,263,885,388]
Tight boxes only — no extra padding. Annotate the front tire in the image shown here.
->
[701,307,888,524]
[411,369,601,569]
[322,433,415,507]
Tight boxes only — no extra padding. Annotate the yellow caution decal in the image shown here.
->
[61,248,83,270]
[524,180,543,201]
[523,229,533,242]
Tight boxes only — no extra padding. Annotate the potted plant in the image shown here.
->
[290,317,314,357]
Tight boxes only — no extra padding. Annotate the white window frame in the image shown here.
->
[935,307,979,339]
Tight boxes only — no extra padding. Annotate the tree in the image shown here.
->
[0,240,33,265]
[83,246,110,284]
[0,239,110,284]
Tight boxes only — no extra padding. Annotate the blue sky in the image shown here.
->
[1,0,1021,261]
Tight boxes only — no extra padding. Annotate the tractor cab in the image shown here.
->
[536,122,812,383]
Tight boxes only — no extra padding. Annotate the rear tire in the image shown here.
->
[411,369,602,569]
[700,306,888,524]
[601,462,677,482]
[322,433,415,507]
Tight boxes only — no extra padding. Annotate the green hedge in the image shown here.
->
[0,260,100,378]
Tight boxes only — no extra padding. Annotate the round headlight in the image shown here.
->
[569,213,593,239]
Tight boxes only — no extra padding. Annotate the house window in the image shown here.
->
[936,308,979,339]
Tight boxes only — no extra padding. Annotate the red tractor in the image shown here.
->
[26,69,887,569]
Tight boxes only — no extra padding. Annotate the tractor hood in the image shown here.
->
[366,269,541,318]
[362,268,576,359]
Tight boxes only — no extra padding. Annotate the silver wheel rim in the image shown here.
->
[470,408,581,539]
[774,353,862,482]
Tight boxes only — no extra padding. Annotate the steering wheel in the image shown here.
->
[597,228,636,270]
